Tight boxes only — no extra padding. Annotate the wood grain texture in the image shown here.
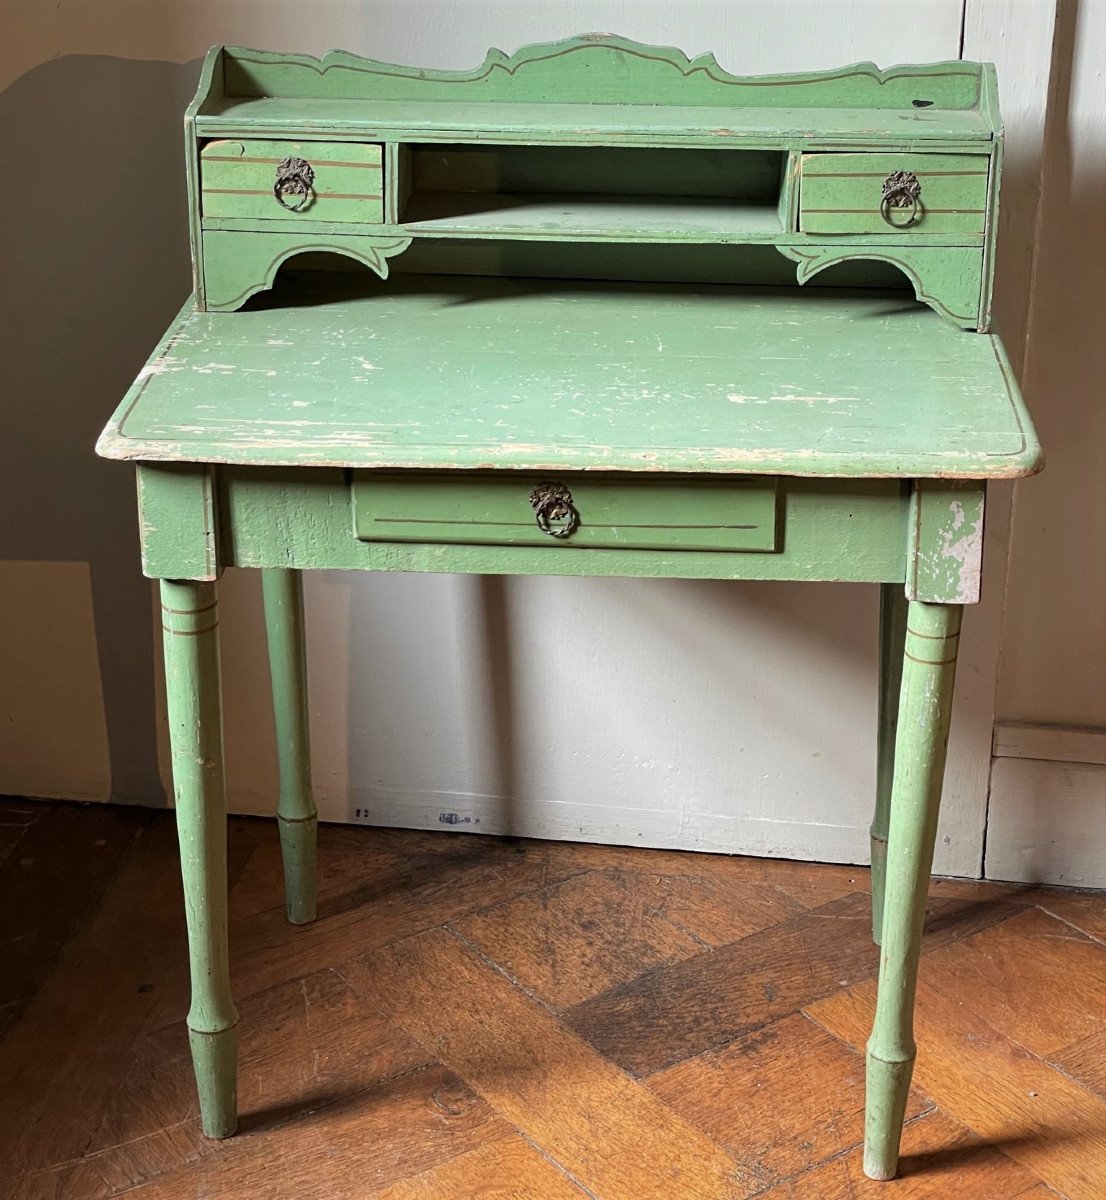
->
[566,892,878,1077]
[809,977,1106,1199]
[117,1065,511,1200]
[649,1012,931,1184]
[918,906,1106,1057]
[755,1110,1044,1198]
[1035,888,1106,943]
[144,827,589,1025]
[453,869,705,1008]
[372,1137,588,1199]
[344,928,760,1200]
[565,891,1013,1078]
[7,802,1102,1199]
[1052,1029,1106,1102]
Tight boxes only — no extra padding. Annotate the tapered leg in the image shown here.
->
[262,569,318,925]
[871,583,908,945]
[161,579,238,1138]
[864,601,961,1180]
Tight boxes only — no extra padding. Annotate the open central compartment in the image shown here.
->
[397,143,788,240]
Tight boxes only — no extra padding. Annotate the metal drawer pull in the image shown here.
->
[273,156,315,211]
[529,482,579,538]
[880,170,922,227]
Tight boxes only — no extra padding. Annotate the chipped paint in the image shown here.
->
[908,482,986,604]
[938,497,984,601]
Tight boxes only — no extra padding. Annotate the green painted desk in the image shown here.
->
[97,38,1041,1182]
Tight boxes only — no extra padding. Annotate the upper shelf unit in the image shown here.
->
[189,38,1001,148]
[184,37,1004,330]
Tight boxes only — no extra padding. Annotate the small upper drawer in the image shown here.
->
[200,139,384,222]
[353,473,779,553]
[799,153,988,236]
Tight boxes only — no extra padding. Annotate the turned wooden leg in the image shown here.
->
[262,568,318,925]
[871,582,908,946]
[161,579,238,1138]
[864,601,961,1180]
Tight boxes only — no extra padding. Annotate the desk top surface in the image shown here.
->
[98,274,1040,479]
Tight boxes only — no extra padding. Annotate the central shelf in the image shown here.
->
[400,191,784,241]
[396,142,789,242]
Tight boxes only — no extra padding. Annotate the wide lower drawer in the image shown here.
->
[799,152,989,236]
[200,138,384,222]
[352,473,780,553]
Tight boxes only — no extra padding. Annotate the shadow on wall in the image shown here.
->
[0,55,203,803]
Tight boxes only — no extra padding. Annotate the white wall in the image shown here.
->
[1,1,1096,882]
[985,0,1106,886]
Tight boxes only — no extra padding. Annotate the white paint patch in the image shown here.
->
[939,498,984,602]
[137,357,180,378]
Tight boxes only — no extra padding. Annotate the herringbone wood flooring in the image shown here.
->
[2,797,1104,1198]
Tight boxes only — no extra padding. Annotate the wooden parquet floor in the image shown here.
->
[2,797,1105,1199]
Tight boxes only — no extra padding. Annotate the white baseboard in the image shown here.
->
[985,755,1106,888]
[993,721,1106,767]
[315,784,873,867]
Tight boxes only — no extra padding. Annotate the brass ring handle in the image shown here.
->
[880,170,922,228]
[274,156,315,212]
[529,482,579,539]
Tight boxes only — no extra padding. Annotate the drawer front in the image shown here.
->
[353,474,779,553]
[200,139,384,222]
[799,153,988,236]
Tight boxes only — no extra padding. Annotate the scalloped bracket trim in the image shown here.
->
[777,245,981,328]
[202,234,413,312]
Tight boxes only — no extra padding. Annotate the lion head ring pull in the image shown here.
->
[529,482,579,539]
[880,170,922,227]
[273,156,315,211]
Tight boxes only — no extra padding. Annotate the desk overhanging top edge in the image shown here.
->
[191,40,998,143]
[97,277,1040,480]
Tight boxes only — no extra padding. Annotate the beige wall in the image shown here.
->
[985,0,1106,885]
[1,2,1099,881]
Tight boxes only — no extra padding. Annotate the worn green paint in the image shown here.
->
[866,601,962,1180]
[221,470,907,585]
[97,279,1039,478]
[200,43,993,144]
[180,39,1004,324]
[261,569,317,925]
[137,464,218,580]
[908,479,987,603]
[201,229,411,310]
[409,143,788,200]
[799,152,989,237]
[354,472,779,553]
[160,579,237,1138]
[97,37,1043,1174]
[779,243,984,328]
[200,137,384,224]
[871,581,908,946]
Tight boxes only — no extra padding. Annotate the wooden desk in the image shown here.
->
[97,37,1041,1181]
